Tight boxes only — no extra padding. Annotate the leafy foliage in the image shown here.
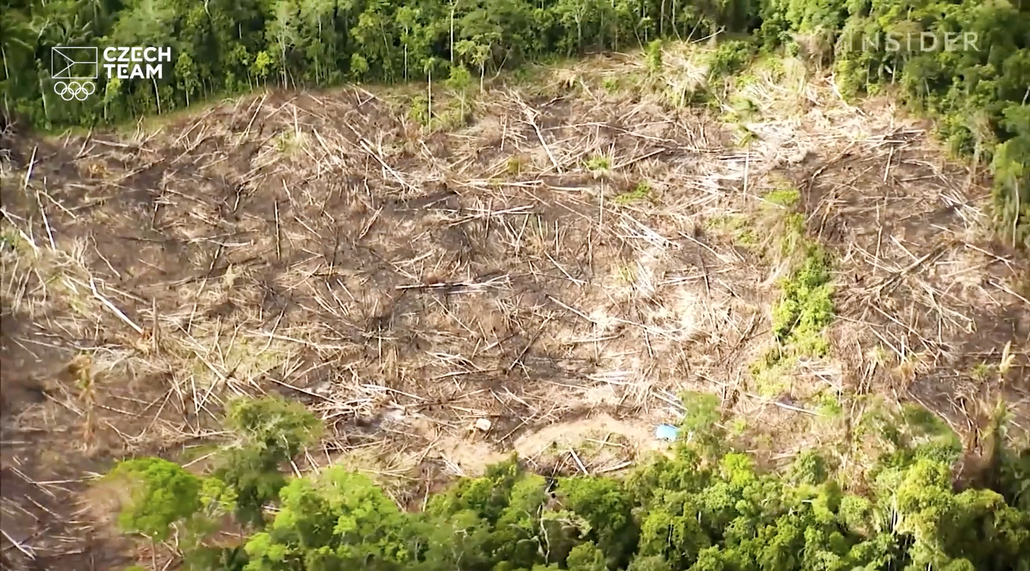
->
[216,396,322,528]
[746,185,835,397]
[707,40,756,78]
[224,396,322,459]
[771,243,834,356]
[244,469,415,570]
[105,457,203,540]
[100,396,1030,571]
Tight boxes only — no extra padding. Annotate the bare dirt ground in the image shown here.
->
[1,47,1027,569]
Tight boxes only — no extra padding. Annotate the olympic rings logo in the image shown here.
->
[53,81,96,101]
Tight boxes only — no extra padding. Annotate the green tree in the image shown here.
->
[265,0,301,87]
[215,396,321,528]
[445,64,473,118]
[244,468,414,571]
[105,457,203,541]
[252,50,274,83]
[175,51,201,106]
[298,0,341,83]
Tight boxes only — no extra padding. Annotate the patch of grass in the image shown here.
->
[190,333,286,389]
[899,403,957,441]
[900,401,938,427]
[574,432,631,459]
[0,232,34,261]
[178,443,223,463]
[778,212,807,258]
[749,52,787,79]
[763,187,800,208]
[406,92,470,131]
[614,181,653,205]
[669,84,714,108]
[441,108,471,131]
[729,417,748,435]
[707,188,808,258]
[507,60,584,97]
[408,93,431,126]
[705,214,757,246]
[815,391,843,418]
[749,349,793,397]
[510,61,549,85]
[733,72,760,90]
[275,130,304,154]
[736,126,758,147]
[854,396,962,457]
[584,155,611,172]
[747,184,835,397]
[507,155,525,175]
[714,186,805,258]
[646,39,663,75]
[727,94,760,121]
[331,446,419,495]
[855,399,964,469]
[970,362,994,382]
[0,231,18,250]
[601,72,645,96]
[616,264,636,284]
[722,95,761,147]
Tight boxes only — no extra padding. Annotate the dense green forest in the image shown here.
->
[0,0,1028,243]
[107,395,1030,571]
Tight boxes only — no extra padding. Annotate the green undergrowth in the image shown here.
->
[708,40,758,79]
[614,182,655,205]
[103,394,1030,571]
[705,214,757,247]
[402,66,480,131]
[407,93,471,131]
[585,155,612,172]
[771,244,833,355]
[705,191,829,400]
[762,187,799,208]
[748,187,835,397]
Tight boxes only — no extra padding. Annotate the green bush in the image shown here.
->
[771,244,834,356]
[104,457,203,541]
[708,40,757,78]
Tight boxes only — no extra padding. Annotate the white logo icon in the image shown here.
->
[51,47,99,80]
[53,81,96,101]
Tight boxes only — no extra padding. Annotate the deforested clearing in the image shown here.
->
[1,47,1028,569]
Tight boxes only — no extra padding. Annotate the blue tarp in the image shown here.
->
[654,424,679,441]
